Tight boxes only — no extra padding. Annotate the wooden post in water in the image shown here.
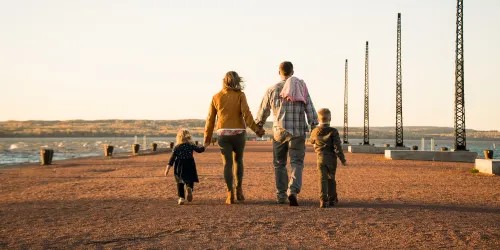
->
[103,144,114,157]
[40,149,54,165]
[132,144,140,155]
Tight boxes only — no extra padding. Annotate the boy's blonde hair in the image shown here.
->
[317,108,331,123]
[176,129,193,145]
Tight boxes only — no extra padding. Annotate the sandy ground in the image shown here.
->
[0,141,499,249]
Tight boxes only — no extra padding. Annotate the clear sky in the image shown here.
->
[1,0,499,130]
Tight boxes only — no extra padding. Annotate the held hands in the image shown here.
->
[255,127,266,138]
[164,165,172,176]
[341,161,347,166]
[203,142,210,148]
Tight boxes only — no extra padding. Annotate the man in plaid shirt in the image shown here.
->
[255,61,318,206]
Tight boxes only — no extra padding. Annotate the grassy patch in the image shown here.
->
[469,168,479,174]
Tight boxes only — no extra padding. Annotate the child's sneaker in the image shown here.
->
[186,187,193,202]
[178,197,185,205]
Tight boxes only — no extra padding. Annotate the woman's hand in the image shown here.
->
[256,127,265,137]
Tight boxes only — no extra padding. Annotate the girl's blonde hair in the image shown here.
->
[223,71,244,91]
[176,129,193,145]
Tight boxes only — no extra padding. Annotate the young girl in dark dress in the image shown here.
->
[165,129,205,205]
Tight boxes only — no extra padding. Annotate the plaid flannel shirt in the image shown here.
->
[256,80,318,136]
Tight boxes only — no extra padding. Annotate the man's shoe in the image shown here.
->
[320,200,328,208]
[276,197,287,204]
[288,194,299,206]
[329,197,339,207]
[186,187,193,202]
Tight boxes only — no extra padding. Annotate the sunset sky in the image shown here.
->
[1,0,499,130]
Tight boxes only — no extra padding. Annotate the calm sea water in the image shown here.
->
[0,137,498,166]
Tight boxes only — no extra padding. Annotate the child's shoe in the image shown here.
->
[178,197,185,205]
[186,187,193,202]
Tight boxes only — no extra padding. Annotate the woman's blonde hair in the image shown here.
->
[223,71,244,91]
[176,129,193,145]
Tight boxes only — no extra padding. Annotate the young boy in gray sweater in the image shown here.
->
[309,108,347,208]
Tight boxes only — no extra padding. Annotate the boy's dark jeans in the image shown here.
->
[317,158,337,202]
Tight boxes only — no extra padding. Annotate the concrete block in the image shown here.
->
[474,159,500,175]
[342,144,350,152]
[349,145,410,154]
[385,150,478,163]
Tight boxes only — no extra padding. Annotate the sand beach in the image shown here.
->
[0,141,498,249]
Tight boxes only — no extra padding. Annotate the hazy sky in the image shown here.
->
[1,0,499,130]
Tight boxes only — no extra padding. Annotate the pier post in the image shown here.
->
[103,144,114,157]
[40,149,54,165]
[132,144,140,155]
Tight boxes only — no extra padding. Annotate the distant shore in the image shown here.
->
[1,119,499,139]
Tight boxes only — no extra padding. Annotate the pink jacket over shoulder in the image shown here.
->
[279,76,309,104]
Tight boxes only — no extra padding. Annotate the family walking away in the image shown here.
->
[203,71,265,204]
[309,108,347,208]
[165,129,205,205]
[165,62,347,208]
[256,61,319,206]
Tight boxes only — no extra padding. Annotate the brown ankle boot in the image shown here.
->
[225,191,234,204]
[236,187,245,201]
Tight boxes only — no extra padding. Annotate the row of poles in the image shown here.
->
[342,0,467,151]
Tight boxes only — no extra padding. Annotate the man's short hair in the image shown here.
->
[279,61,294,77]
[317,108,331,123]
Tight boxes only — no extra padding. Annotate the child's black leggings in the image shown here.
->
[177,182,194,198]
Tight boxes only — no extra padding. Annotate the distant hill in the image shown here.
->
[0,120,499,140]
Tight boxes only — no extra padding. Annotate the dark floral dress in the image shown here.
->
[168,143,205,184]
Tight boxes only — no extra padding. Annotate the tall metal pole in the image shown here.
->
[395,13,404,147]
[363,41,370,145]
[343,59,349,144]
[454,0,466,151]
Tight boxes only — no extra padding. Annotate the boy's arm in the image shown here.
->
[309,129,316,144]
[332,129,346,164]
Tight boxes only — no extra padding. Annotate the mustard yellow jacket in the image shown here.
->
[204,89,259,144]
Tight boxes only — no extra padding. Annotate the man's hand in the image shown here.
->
[341,161,347,166]
[256,127,265,137]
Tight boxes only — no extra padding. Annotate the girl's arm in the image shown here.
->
[165,148,177,176]
[193,144,205,153]
[167,148,177,166]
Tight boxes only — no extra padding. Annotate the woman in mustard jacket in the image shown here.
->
[204,71,265,204]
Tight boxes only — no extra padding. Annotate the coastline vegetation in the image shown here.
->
[0,120,499,140]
